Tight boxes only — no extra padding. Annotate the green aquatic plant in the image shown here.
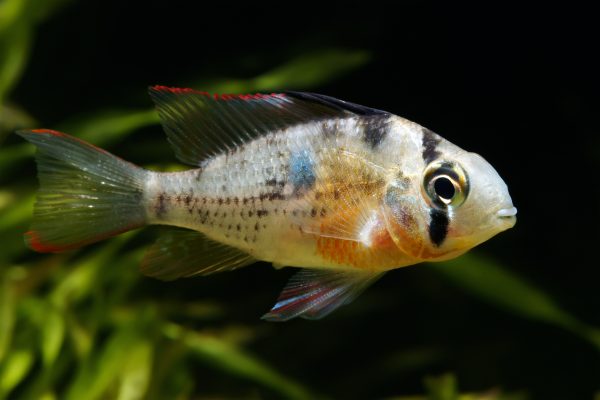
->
[0,2,597,399]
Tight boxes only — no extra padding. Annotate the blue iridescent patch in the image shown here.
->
[289,150,316,194]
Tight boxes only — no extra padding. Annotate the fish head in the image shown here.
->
[382,133,516,261]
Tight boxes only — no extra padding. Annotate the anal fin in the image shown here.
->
[141,229,255,281]
[261,268,383,321]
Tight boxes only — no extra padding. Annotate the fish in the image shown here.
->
[17,86,517,321]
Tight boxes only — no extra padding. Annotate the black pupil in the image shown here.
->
[434,177,455,200]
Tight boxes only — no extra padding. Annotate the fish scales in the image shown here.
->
[144,116,404,268]
[18,87,516,321]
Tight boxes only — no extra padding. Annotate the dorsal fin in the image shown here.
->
[148,86,374,166]
[285,92,388,116]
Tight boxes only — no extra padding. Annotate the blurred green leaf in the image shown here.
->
[0,348,34,397]
[58,109,159,148]
[163,322,314,400]
[199,49,371,93]
[0,0,71,141]
[40,304,65,367]
[0,275,16,363]
[432,254,600,352]
[0,0,71,101]
[424,373,458,400]
[115,340,153,400]
[0,103,36,143]
[65,312,154,400]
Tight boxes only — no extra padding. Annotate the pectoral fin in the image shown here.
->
[261,268,383,321]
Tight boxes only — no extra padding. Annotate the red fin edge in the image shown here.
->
[30,129,68,137]
[25,223,141,253]
[25,230,77,253]
[150,85,286,101]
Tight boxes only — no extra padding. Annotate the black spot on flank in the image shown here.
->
[254,222,260,231]
[234,197,239,205]
[310,208,317,217]
[217,198,223,205]
[248,210,254,217]
[243,198,248,205]
[333,189,340,200]
[155,192,167,219]
[257,209,269,217]
[361,115,390,148]
[225,197,231,205]
[320,208,327,217]
[265,179,286,189]
[320,120,339,137]
[236,224,241,231]
[422,128,441,164]
[194,168,203,181]
[184,195,192,206]
[428,208,449,247]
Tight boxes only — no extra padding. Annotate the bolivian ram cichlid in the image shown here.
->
[18,86,517,321]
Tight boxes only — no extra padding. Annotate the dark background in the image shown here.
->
[5,2,599,399]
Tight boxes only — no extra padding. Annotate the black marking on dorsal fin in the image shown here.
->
[285,92,389,116]
[428,208,449,246]
[422,128,441,164]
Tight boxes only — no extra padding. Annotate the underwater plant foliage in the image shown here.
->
[0,2,598,399]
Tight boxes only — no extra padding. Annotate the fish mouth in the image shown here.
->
[496,206,518,218]
[495,206,517,229]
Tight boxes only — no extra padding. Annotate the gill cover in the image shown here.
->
[382,159,470,260]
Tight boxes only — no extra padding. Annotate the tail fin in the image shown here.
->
[17,129,148,252]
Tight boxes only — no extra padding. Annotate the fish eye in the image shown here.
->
[433,176,456,204]
[423,161,469,208]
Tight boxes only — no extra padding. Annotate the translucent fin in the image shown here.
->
[285,92,388,116]
[261,269,383,321]
[141,228,256,281]
[17,129,147,252]
[148,86,373,166]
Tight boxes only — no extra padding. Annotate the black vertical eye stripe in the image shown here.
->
[428,208,449,247]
